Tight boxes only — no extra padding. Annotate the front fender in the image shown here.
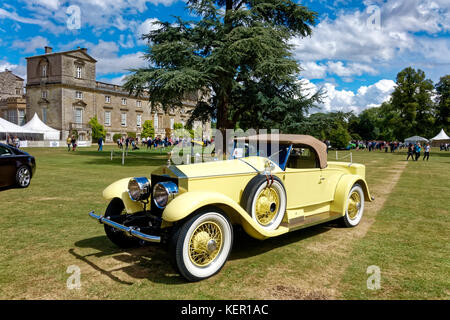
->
[163,191,289,240]
[330,175,373,215]
[102,177,144,214]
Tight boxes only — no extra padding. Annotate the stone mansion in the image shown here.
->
[24,46,209,142]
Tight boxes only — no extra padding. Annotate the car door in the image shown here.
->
[281,145,330,209]
[0,145,16,187]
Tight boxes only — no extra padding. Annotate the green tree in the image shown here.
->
[328,123,351,149]
[388,67,435,140]
[173,122,184,131]
[141,120,155,138]
[435,75,450,132]
[88,116,106,142]
[123,0,321,148]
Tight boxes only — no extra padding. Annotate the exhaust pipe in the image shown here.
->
[89,211,161,243]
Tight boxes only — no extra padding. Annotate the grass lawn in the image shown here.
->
[0,145,448,299]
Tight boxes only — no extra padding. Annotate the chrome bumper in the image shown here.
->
[88,211,161,243]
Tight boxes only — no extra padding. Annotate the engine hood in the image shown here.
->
[152,156,281,179]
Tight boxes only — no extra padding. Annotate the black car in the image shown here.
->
[0,143,36,188]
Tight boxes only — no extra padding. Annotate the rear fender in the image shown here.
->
[330,175,373,215]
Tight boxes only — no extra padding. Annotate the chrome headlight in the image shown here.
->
[153,181,178,209]
[128,177,151,201]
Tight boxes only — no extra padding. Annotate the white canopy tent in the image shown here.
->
[430,129,450,141]
[404,136,429,144]
[430,129,450,147]
[0,117,43,141]
[22,113,60,140]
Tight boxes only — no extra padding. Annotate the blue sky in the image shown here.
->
[0,0,449,113]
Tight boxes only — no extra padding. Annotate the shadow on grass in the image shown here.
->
[70,236,184,285]
[70,221,334,285]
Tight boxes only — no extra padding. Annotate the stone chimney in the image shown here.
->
[45,46,53,54]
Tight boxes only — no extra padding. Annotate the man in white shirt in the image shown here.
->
[423,143,431,161]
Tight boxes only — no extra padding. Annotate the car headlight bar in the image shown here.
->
[128,177,151,202]
[153,181,178,209]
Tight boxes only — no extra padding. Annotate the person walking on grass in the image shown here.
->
[406,144,414,161]
[71,135,77,151]
[414,143,421,161]
[98,136,103,152]
[423,143,430,161]
[66,135,72,151]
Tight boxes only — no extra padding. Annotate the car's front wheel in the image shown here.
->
[171,208,233,282]
[104,198,139,248]
[342,184,365,227]
[16,165,31,188]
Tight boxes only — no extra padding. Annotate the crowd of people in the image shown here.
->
[5,135,20,148]
[115,135,213,151]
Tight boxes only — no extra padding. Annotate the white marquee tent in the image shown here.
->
[22,113,60,140]
[430,129,450,141]
[404,136,429,144]
[430,129,450,146]
[0,117,43,141]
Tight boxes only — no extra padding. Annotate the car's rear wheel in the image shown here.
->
[242,175,286,231]
[171,208,233,282]
[104,198,139,248]
[342,184,365,227]
[16,165,31,188]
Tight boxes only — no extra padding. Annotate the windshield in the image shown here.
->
[231,142,292,169]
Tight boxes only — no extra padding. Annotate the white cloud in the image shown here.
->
[136,18,161,44]
[303,79,396,113]
[81,40,147,75]
[12,36,49,54]
[300,61,328,79]
[300,60,378,79]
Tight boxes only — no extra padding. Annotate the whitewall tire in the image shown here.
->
[172,208,233,282]
[342,184,365,227]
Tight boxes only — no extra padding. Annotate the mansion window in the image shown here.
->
[104,111,111,126]
[153,113,158,129]
[42,64,47,77]
[16,88,22,95]
[121,98,127,105]
[75,91,83,99]
[42,90,48,99]
[170,118,174,130]
[74,108,83,124]
[105,96,111,103]
[8,110,17,124]
[18,110,25,126]
[42,108,47,124]
[137,100,142,108]
[76,66,82,79]
[121,113,127,126]
[137,114,142,127]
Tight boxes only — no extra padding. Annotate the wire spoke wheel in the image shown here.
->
[188,221,223,267]
[173,209,233,282]
[255,187,280,226]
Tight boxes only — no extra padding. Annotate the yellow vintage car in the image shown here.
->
[89,134,373,281]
